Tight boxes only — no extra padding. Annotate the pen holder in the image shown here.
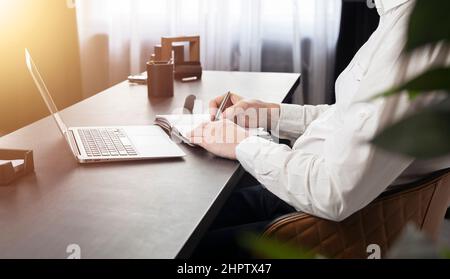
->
[0,149,35,186]
[147,61,174,98]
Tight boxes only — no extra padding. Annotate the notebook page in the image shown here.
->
[157,114,211,138]
[155,114,270,145]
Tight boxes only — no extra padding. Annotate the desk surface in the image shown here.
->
[0,71,300,259]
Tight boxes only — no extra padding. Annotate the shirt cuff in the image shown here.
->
[272,104,306,140]
[236,136,272,168]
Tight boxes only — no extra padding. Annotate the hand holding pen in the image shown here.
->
[209,92,243,121]
[209,91,280,129]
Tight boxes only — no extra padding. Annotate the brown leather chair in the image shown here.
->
[263,169,450,259]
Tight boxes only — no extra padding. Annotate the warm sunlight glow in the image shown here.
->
[0,0,17,22]
[25,48,31,70]
[0,0,83,134]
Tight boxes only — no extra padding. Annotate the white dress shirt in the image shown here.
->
[236,0,450,221]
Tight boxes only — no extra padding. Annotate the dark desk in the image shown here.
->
[0,71,300,259]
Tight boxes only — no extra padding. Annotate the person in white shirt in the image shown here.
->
[190,0,449,258]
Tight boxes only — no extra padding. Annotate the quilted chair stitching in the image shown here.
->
[420,181,438,230]
[393,195,406,247]
[418,187,424,229]
[263,173,448,259]
[283,220,317,247]
[328,216,368,259]
[333,222,349,259]
[380,200,389,248]
[360,206,380,239]
[316,221,335,256]
[290,220,309,245]
[357,212,369,259]
[308,221,326,253]
[344,190,423,255]
[339,215,366,258]
[321,222,343,258]
[310,222,324,254]
[403,193,418,221]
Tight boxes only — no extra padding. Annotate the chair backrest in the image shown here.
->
[379,168,450,239]
[420,169,450,238]
[263,169,450,258]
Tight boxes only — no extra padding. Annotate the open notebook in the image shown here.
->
[155,114,268,146]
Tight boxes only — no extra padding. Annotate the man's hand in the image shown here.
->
[187,119,250,160]
[209,93,281,129]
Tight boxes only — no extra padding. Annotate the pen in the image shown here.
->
[215,91,231,121]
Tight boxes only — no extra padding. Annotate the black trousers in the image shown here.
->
[192,185,297,259]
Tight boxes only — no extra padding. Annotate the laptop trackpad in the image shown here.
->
[124,126,185,157]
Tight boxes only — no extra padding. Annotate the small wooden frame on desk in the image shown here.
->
[0,149,34,186]
[160,36,200,62]
[157,36,203,81]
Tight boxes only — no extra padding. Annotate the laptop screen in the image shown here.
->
[25,49,68,135]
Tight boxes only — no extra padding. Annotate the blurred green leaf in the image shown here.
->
[372,97,450,159]
[405,0,450,52]
[378,67,450,99]
[441,248,450,259]
[240,233,319,259]
[408,91,420,100]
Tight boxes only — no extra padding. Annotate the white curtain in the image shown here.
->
[75,0,341,105]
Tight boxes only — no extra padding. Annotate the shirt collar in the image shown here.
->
[374,0,410,15]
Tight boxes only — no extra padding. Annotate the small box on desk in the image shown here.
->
[0,149,34,186]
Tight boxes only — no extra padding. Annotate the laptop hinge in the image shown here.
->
[66,130,82,157]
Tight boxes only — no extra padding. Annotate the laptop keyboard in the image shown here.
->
[78,128,138,157]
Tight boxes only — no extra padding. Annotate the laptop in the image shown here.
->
[25,49,186,163]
